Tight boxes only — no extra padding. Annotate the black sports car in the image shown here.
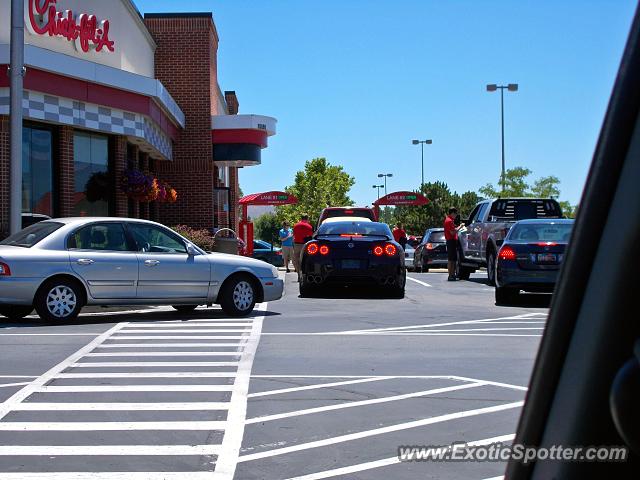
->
[299,221,406,297]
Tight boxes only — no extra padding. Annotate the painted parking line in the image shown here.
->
[0,382,30,388]
[0,304,268,480]
[246,381,487,424]
[283,434,515,480]
[248,377,389,398]
[406,276,432,287]
[238,401,524,462]
[298,433,513,480]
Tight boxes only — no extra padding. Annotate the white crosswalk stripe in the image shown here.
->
[0,304,268,479]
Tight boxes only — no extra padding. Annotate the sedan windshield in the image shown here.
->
[509,222,574,243]
[317,221,392,238]
[0,221,63,248]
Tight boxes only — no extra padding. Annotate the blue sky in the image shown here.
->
[137,0,636,207]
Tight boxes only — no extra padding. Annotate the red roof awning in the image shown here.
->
[374,191,429,206]
[239,191,298,206]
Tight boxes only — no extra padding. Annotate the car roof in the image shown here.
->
[41,217,164,227]
[513,218,574,224]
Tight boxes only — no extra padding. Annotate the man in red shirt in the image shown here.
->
[444,207,460,281]
[392,223,407,249]
[292,214,314,279]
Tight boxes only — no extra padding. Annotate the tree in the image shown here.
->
[253,212,281,245]
[276,158,355,227]
[479,167,532,198]
[531,175,561,198]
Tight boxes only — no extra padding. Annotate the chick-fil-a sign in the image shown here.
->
[26,0,115,53]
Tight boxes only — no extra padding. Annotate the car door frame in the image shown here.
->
[507,7,640,478]
[124,221,212,302]
[66,220,139,300]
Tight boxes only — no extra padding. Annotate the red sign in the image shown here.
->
[374,191,429,206]
[27,0,115,53]
[239,191,298,206]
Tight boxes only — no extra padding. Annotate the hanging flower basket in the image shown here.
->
[120,169,159,202]
[157,182,178,204]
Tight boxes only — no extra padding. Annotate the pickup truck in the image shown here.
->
[456,198,563,284]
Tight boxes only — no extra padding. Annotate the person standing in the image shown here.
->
[293,214,314,279]
[279,221,294,273]
[393,223,407,249]
[444,207,461,281]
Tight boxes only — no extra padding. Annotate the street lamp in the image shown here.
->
[486,83,518,191]
[411,139,432,189]
[372,184,384,201]
[377,173,393,196]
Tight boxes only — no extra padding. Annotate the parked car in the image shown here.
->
[457,198,563,284]
[318,206,377,224]
[494,219,574,304]
[299,220,405,297]
[404,243,415,270]
[0,218,284,321]
[413,228,448,272]
[252,239,284,267]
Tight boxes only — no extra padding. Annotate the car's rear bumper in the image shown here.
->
[261,277,284,301]
[0,277,41,305]
[303,264,403,287]
[497,265,559,291]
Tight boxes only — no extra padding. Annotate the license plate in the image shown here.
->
[537,253,557,262]
[341,259,361,269]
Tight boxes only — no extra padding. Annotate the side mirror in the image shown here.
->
[186,243,199,256]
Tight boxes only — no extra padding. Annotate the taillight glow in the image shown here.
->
[344,210,354,214]
[306,243,319,255]
[384,243,397,256]
[340,233,363,237]
[426,243,435,250]
[373,245,384,256]
[534,242,558,246]
[0,262,10,276]
[498,246,517,261]
[319,245,330,255]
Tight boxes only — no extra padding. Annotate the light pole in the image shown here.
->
[411,139,432,190]
[377,173,392,196]
[9,0,24,234]
[372,184,384,201]
[486,83,518,192]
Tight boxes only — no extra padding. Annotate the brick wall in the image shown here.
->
[0,116,9,238]
[145,14,217,230]
[57,125,74,217]
[112,136,128,217]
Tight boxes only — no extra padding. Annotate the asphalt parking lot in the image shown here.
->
[0,270,549,479]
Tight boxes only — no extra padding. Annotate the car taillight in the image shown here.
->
[319,245,330,255]
[384,243,397,256]
[534,242,558,246]
[426,243,435,250]
[373,245,384,256]
[276,251,282,255]
[340,234,363,237]
[0,262,10,276]
[498,246,517,261]
[306,243,319,255]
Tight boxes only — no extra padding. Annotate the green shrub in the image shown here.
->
[172,225,216,252]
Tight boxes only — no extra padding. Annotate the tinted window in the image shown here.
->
[128,223,187,254]
[489,199,562,220]
[69,223,131,251]
[322,208,376,221]
[509,223,574,242]
[22,126,54,217]
[0,221,63,248]
[73,132,110,216]
[428,231,446,243]
[317,221,392,237]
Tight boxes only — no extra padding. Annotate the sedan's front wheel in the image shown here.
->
[220,275,257,317]
[34,278,84,323]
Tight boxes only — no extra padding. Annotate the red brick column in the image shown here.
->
[57,126,75,217]
[0,116,9,237]
[140,152,150,220]
[112,136,128,217]
[127,144,139,219]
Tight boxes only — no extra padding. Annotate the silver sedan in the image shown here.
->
[0,218,283,322]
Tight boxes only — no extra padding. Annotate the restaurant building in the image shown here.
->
[0,0,276,238]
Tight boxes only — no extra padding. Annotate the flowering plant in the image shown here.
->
[157,182,178,204]
[120,169,158,202]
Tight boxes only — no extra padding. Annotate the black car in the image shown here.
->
[495,218,574,304]
[251,239,284,267]
[413,228,448,272]
[299,220,405,297]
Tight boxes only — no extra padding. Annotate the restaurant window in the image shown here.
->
[73,132,111,216]
[22,126,54,217]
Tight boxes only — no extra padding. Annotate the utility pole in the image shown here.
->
[9,0,25,234]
